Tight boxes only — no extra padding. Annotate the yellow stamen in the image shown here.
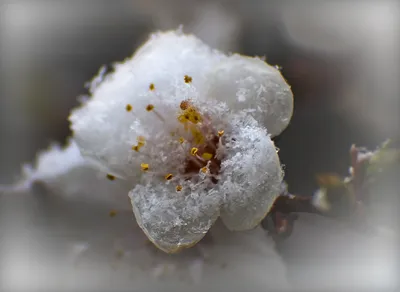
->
[126,104,132,112]
[106,174,116,181]
[176,185,183,192]
[165,173,173,180]
[184,75,192,83]
[190,147,198,156]
[141,163,149,171]
[202,153,213,160]
[149,83,155,91]
[218,130,224,137]
[146,105,165,122]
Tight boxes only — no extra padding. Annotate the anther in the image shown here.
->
[146,104,154,112]
[202,153,213,160]
[218,130,224,137]
[179,137,185,144]
[201,166,208,174]
[190,147,198,156]
[106,174,116,181]
[176,185,183,192]
[141,163,149,171]
[184,75,192,83]
[180,100,189,110]
[165,173,173,180]
[149,83,155,91]
[126,104,133,112]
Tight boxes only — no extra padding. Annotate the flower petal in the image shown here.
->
[129,180,221,253]
[219,115,283,231]
[206,54,293,137]
[14,140,133,209]
[69,30,226,179]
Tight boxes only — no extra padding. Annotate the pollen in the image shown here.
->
[184,75,192,83]
[202,153,213,160]
[176,185,183,192]
[218,130,224,137]
[190,147,198,155]
[165,173,173,180]
[106,174,116,181]
[125,104,133,112]
[146,104,155,112]
[149,83,155,91]
[141,163,149,171]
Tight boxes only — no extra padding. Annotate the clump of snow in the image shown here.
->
[205,54,293,137]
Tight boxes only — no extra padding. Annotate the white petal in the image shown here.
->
[69,30,226,179]
[15,140,133,210]
[219,115,283,231]
[129,179,221,253]
[205,54,293,137]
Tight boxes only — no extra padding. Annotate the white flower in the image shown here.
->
[69,30,293,253]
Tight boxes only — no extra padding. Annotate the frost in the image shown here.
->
[68,30,292,252]
[70,30,227,178]
[205,55,293,137]
[219,115,283,231]
[130,181,221,253]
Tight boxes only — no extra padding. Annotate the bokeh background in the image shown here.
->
[1,0,399,291]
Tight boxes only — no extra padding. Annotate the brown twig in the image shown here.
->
[262,144,378,240]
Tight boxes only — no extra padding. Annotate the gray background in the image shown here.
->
[1,0,399,291]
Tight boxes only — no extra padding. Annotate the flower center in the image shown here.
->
[174,99,223,184]
[184,132,221,184]
[124,75,225,191]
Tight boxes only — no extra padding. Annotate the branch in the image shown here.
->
[262,141,399,241]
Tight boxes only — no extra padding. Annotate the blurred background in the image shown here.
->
[0,0,399,291]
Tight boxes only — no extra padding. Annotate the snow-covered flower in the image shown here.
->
[69,30,293,253]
